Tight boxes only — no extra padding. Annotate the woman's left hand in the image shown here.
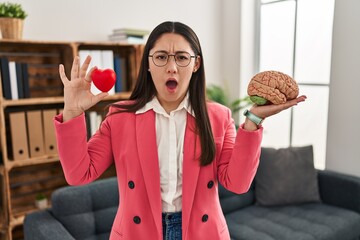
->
[243,95,307,130]
[251,95,307,118]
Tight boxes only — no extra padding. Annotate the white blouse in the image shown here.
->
[136,94,194,213]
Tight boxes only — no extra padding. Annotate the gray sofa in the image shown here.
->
[24,149,360,240]
[220,170,360,240]
[24,177,118,240]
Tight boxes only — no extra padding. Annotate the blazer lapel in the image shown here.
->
[182,113,201,235]
[136,110,162,234]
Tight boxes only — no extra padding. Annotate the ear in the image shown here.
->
[193,56,201,72]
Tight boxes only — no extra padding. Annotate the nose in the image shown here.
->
[166,55,177,73]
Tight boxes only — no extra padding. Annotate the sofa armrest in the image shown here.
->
[318,170,360,213]
[24,210,75,240]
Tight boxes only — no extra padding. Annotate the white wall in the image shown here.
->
[7,0,360,177]
[7,0,257,110]
[6,0,223,86]
[221,0,241,103]
[326,0,360,177]
[221,0,258,122]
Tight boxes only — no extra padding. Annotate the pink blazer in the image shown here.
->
[54,101,262,240]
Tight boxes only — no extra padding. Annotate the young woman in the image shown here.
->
[56,21,306,240]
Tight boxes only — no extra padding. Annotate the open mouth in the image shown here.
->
[166,80,178,90]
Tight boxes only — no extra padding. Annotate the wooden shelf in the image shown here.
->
[1,97,64,107]
[0,39,143,239]
[0,167,7,230]
[103,91,131,101]
[0,91,131,108]
[5,220,24,240]
[4,155,59,171]
[9,214,25,227]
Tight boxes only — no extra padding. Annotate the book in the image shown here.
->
[111,28,149,37]
[22,63,30,98]
[113,55,122,92]
[109,27,149,43]
[15,62,24,99]
[109,35,146,44]
[0,57,12,99]
[101,50,115,95]
[42,109,58,155]
[89,111,101,136]
[9,111,29,160]
[90,50,102,95]
[120,57,128,91]
[113,56,128,91]
[26,110,45,157]
[9,61,18,100]
[78,50,90,65]
[85,112,92,140]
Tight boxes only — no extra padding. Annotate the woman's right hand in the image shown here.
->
[59,55,109,122]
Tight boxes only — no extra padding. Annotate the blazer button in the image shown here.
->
[207,180,214,189]
[202,214,209,222]
[128,181,135,189]
[133,216,141,224]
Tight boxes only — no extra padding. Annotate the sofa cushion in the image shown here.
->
[255,145,321,206]
[226,203,360,240]
[51,177,118,239]
[219,183,255,214]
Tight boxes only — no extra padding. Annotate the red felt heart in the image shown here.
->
[91,68,116,92]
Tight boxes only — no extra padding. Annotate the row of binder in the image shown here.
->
[0,57,30,100]
[8,109,59,161]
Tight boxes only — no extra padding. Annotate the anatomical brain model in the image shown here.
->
[247,70,299,105]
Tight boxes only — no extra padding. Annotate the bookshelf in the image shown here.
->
[0,39,143,240]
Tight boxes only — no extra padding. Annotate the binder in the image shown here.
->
[22,63,30,98]
[15,62,24,98]
[89,111,100,136]
[113,55,122,92]
[26,110,45,157]
[0,57,12,99]
[114,55,127,92]
[42,109,58,155]
[9,61,18,100]
[101,50,115,95]
[90,50,102,95]
[9,112,29,160]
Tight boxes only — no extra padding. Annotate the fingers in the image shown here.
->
[85,66,97,83]
[278,96,306,115]
[59,64,69,85]
[79,55,92,79]
[282,95,307,109]
[93,92,109,104]
[295,95,307,103]
[280,100,298,111]
[253,95,307,118]
[70,56,80,80]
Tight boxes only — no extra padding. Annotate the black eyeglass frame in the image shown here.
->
[148,51,196,67]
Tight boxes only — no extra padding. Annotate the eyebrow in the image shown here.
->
[153,50,190,54]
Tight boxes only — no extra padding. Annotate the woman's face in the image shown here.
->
[148,33,200,113]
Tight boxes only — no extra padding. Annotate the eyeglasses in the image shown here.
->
[149,51,196,67]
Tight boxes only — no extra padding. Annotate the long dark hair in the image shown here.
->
[111,21,215,166]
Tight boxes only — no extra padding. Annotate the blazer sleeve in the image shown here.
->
[216,107,263,194]
[54,112,114,185]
